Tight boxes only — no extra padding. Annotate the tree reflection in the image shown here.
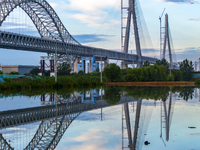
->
[103,86,121,105]
[124,86,170,100]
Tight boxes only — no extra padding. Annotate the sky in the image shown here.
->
[0,0,200,67]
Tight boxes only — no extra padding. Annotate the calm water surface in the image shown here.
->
[0,87,200,150]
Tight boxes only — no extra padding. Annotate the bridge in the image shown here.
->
[0,94,134,150]
[0,30,156,63]
[0,95,134,129]
[0,0,169,72]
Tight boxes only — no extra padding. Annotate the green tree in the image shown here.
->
[156,58,169,74]
[179,59,194,81]
[78,70,84,75]
[167,74,174,81]
[29,67,40,75]
[171,69,182,81]
[10,71,18,75]
[159,65,167,81]
[143,60,150,67]
[57,62,71,76]
[103,63,121,82]
[0,70,3,74]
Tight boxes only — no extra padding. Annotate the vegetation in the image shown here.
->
[29,67,40,75]
[0,72,104,91]
[0,70,3,74]
[124,64,167,82]
[103,63,121,82]
[124,86,170,101]
[143,60,150,67]
[102,58,194,82]
[179,59,194,81]
[57,62,71,76]
[103,86,121,105]
[10,71,19,75]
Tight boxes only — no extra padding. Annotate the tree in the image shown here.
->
[143,60,150,67]
[57,62,71,76]
[0,70,3,74]
[171,69,182,81]
[179,59,194,81]
[103,63,121,82]
[156,58,169,74]
[29,67,40,75]
[10,71,18,75]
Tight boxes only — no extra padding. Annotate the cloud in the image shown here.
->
[73,34,114,43]
[188,18,200,21]
[60,127,121,150]
[156,0,198,4]
[174,47,200,62]
[51,0,120,27]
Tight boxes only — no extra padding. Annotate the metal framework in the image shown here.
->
[24,102,81,150]
[0,30,156,63]
[0,134,14,150]
[0,95,134,129]
[121,0,142,68]
[0,0,80,44]
[161,14,172,68]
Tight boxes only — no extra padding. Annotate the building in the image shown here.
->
[0,65,39,75]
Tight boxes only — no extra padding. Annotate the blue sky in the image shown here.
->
[0,0,200,66]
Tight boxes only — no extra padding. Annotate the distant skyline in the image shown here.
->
[0,0,199,66]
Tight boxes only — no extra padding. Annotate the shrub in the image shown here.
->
[10,71,18,75]
[167,74,174,81]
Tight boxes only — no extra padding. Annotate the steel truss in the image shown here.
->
[0,0,79,45]
[0,134,14,150]
[24,101,81,150]
[0,95,135,129]
[0,30,156,63]
[121,0,142,68]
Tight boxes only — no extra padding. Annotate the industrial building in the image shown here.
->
[0,65,39,75]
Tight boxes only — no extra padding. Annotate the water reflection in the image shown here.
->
[0,87,199,150]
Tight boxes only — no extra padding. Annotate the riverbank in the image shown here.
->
[104,81,195,86]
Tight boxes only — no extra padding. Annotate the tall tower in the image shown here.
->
[161,14,172,69]
[121,0,142,68]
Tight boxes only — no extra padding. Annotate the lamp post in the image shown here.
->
[101,49,102,82]
[55,40,57,82]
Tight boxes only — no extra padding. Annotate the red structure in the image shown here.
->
[40,56,55,76]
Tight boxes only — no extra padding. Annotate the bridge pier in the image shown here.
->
[74,57,99,73]
[121,60,128,69]
[74,57,81,73]
[104,57,109,68]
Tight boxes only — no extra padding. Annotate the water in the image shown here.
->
[0,87,200,150]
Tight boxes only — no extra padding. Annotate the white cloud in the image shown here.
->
[51,0,120,27]
[64,0,118,14]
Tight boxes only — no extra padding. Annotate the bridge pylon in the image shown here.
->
[160,14,173,69]
[121,0,142,68]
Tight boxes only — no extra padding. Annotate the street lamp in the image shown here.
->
[55,40,57,82]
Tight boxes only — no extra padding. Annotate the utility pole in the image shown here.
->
[55,40,57,82]
[101,49,102,82]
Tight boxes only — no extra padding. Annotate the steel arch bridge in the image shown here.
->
[0,0,158,66]
[0,95,134,149]
[0,0,80,45]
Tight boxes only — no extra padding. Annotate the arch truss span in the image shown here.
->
[0,0,80,45]
[0,134,14,150]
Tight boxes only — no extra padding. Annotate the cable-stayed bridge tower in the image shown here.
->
[160,13,176,69]
[121,0,142,68]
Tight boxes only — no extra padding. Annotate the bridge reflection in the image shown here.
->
[0,90,175,150]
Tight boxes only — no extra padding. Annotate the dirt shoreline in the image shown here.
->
[104,81,195,86]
